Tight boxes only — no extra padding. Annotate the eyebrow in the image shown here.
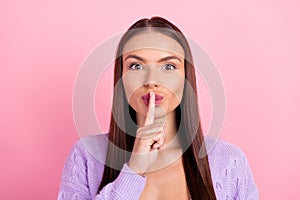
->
[124,54,182,63]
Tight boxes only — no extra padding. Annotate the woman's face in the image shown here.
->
[122,31,185,122]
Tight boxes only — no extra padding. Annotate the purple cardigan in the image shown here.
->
[58,134,258,199]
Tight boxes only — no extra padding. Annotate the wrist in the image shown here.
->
[127,162,146,176]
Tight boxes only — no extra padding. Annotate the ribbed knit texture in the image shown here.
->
[58,134,258,199]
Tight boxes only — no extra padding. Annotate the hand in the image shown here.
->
[128,91,166,175]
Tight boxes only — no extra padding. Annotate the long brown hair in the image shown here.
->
[98,16,217,200]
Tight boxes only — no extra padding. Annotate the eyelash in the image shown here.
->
[128,63,177,70]
[162,63,176,70]
[129,63,143,70]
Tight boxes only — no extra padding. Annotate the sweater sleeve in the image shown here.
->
[95,163,146,200]
[58,138,146,200]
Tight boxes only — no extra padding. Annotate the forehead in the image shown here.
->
[122,31,185,58]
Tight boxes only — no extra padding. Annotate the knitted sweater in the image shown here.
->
[58,134,258,199]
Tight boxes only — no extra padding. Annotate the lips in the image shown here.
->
[142,92,164,106]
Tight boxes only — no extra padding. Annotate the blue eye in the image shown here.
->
[129,63,143,70]
[162,63,176,70]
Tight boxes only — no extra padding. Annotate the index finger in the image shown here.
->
[143,91,155,126]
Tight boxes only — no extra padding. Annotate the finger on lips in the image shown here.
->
[140,91,166,150]
[144,91,155,126]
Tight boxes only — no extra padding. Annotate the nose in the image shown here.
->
[143,67,160,88]
[144,81,160,88]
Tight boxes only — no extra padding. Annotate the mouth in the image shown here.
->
[141,92,164,106]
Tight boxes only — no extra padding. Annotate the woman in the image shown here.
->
[58,17,258,200]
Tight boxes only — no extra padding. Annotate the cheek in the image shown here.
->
[122,72,145,102]
[160,74,185,103]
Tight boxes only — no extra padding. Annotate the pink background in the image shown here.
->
[1,0,299,199]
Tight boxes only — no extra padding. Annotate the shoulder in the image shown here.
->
[207,138,248,164]
[206,138,259,199]
[59,133,109,198]
[206,138,250,177]
[69,133,109,165]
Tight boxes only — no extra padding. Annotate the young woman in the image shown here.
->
[58,17,258,200]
